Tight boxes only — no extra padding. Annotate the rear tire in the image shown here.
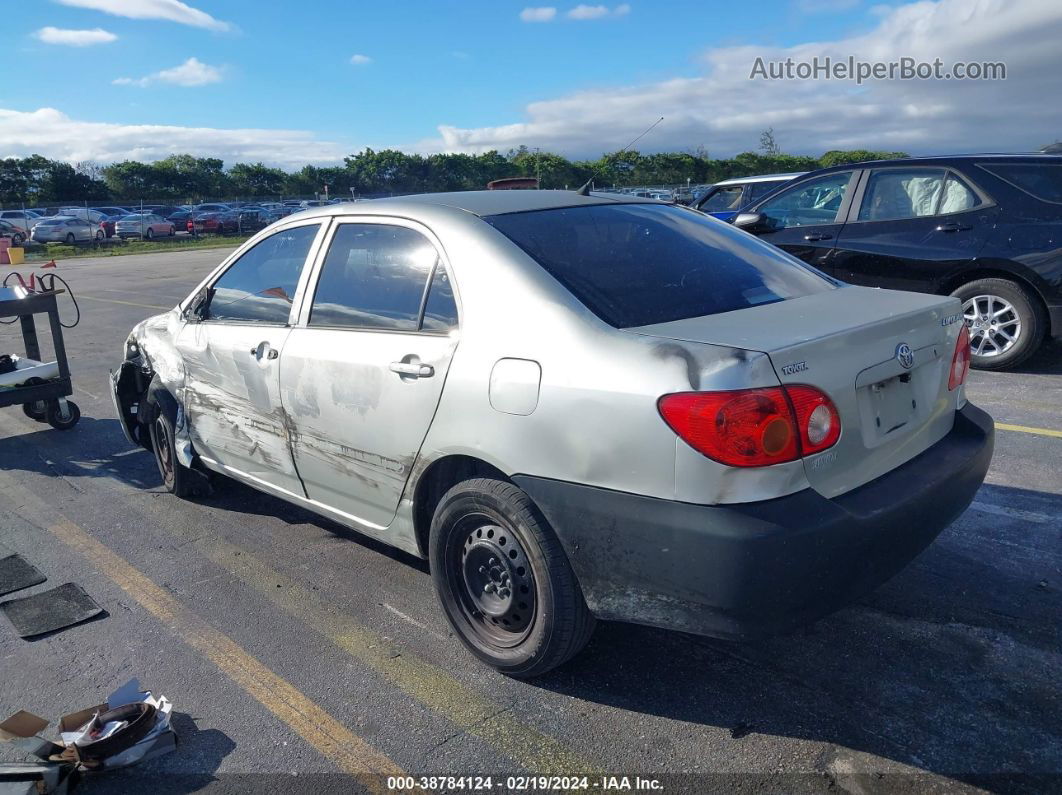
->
[65,233,75,245]
[951,278,1046,370]
[145,228,154,240]
[429,478,595,678]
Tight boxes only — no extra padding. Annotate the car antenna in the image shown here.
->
[575,116,664,196]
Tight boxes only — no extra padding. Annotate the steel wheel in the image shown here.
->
[963,294,1021,358]
[152,415,175,487]
[451,515,537,648]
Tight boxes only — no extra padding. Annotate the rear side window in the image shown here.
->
[981,163,1062,203]
[746,180,785,203]
[699,185,744,212]
[485,204,833,328]
[208,224,320,323]
[309,223,442,331]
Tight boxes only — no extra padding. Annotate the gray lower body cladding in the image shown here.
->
[514,403,994,640]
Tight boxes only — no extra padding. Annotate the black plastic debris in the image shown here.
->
[0,555,46,597]
[0,583,103,638]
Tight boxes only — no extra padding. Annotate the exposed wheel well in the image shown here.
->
[412,455,510,558]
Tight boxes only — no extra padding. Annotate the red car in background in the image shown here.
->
[188,211,239,235]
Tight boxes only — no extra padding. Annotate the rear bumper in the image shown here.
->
[514,403,994,640]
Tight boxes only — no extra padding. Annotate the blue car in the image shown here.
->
[694,172,806,221]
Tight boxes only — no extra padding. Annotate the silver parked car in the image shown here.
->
[115,213,175,239]
[30,215,101,243]
[112,191,992,677]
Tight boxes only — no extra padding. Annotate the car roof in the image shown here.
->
[711,172,807,187]
[809,153,1062,175]
[288,189,656,221]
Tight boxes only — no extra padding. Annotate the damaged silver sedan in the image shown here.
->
[113,191,992,677]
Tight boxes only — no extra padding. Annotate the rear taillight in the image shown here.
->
[658,385,841,468]
[949,324,971,391]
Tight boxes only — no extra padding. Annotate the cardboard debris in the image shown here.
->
[0,679,177,777]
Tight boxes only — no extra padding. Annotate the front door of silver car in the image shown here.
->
[176,222,323,494]
[279,220,460,528]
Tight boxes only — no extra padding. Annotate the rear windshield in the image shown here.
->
[980,163,1062,203]
[484,203,834,328]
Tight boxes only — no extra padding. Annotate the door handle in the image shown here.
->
[803,232,832,241]
[390,361,434,378]
[936,222,972,233]
[250,344,279,360]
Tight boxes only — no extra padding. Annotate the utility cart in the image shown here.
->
[0,285,80,430]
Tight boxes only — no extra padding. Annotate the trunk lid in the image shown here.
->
[630,286,965,498]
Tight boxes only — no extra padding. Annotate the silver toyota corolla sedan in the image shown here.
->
[112,190,993,677]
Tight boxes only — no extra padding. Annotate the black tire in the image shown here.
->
[951,278,1046,370]
[46,400,79,430]
[21,378,47,421]
[95,229,104,241]
[147,392,194,497]
[429,478,595,677]
[145,228,154,240]
[22,401,47,421]
[13,233,23,246]
[169,226,175,236]
[65,233,75,245]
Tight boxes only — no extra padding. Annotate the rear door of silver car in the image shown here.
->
[279,218,460,529]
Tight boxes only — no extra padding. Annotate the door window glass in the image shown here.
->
[699,186,744,212]
[207,224,319,323]
[858,169,947,221]
[939,174,979,214]
[309,224,438,331]
[421,263,458,332]
[758,172,852,228]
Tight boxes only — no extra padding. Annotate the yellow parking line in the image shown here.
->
[77,294,171,310]
[0,444,596,776]
[198,533,596,774]
[0,479,402,789]
[996,422,1062,439]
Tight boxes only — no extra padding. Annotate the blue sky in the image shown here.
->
[1,0,1058,167]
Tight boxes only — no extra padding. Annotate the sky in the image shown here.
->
[0,0,1059,169]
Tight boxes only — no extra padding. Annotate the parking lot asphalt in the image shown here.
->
[0,248,1059,794]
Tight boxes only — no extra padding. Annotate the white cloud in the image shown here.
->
[0,107,346,169]
[113,57,223,87]
[567,4,630,19]
[54,0,231,31]
[568,4,609,19]
[422,0,1062,159]
[34,26,117,45]
[349,54,372,65]
[520,7,557,22]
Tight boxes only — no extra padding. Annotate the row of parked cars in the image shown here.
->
[0,199,345,246]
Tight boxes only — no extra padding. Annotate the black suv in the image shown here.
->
[732,155,1062,369]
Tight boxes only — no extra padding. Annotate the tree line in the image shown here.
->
[0,146,909,206]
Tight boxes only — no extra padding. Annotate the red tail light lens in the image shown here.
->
[658,385,841,468]
[949,324,971,391]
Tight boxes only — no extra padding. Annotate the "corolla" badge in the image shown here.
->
[895,342,915,369]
